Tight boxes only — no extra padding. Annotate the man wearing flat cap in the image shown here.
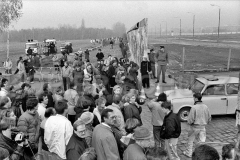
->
[156,45,168,83]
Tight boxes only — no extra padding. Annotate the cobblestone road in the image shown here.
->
[141,98,237,159]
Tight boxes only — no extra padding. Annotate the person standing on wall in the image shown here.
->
[156,46,168,84]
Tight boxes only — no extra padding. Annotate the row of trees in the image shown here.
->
[0,21,127,42]
[0,1,127,42]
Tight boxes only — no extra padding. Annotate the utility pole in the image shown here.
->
[211,4,221,42]
[187,12,195,41]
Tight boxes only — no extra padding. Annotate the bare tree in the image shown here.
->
[0,0,23,32]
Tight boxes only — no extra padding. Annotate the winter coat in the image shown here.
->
[123,143,147,160]
[73,70,84,85]
[17,112,40,146]
[92,124,120,160]
[160,111,181,139]
[140,61,151,75]
[66,132,88,160]
[123,103,142,126]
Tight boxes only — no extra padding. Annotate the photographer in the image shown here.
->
[0,121,27,160]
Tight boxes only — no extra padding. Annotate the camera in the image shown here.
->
[10,128,29,143]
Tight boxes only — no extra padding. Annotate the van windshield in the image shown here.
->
[26,43,38,48]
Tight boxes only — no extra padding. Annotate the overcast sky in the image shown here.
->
[11,0,240,31]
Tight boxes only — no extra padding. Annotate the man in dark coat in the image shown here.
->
[66,119,88,160]
[85,49,90,61]
[148,48,156,79]
[96,49,104,61]
[27,47,32,55]
[73,62,84,94]
[140,56,151,88]
[160,101,181,160]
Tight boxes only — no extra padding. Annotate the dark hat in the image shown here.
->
[157,92,167,102]
[160,46,165,49]
[134,127,152,140]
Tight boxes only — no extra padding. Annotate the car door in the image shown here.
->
[226,83,238,114]
[202,84,227,115]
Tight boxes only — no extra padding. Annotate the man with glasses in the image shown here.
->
[92,108,120,160]
[66,119,88,160]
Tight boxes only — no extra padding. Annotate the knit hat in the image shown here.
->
[160,45,165,49]
[79,112,94,124]
[134,127,152,140]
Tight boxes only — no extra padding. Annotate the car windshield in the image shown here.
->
[26,43,38,48]
[189,79,205,93]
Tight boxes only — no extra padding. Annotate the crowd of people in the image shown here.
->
[0,42,237,160]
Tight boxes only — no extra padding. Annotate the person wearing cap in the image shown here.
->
[148,48,157,79]
[66,119,88,160]
[92,108,120,160]
[146,92,166,148]
[79,112,94,147]
[123,126,154,160]
[160,101,181,160]
[156,45,168,83]
[140,56,151,89]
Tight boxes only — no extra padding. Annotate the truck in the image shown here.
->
[25,40,40,54]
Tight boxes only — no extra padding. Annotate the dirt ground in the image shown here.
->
[149,38,240,71]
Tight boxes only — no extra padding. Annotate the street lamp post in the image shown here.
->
[211,4,221,42]
[162,21,167,42]
[174,17,182,39]
[187,12,195,40]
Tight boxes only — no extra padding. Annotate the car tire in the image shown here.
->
[178,107,191,122]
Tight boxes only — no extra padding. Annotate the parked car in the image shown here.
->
[60,42,73,54]
[165,75,239,121]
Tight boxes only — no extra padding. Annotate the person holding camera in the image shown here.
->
[17,98,40,159]
[0,121,27,160]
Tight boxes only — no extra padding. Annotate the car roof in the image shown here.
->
[197,76,239,85]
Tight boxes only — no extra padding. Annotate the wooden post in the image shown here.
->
[227,48,231,71]
[182,47,185,71]
[236,72,240,159]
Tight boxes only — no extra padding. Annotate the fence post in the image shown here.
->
[227,48,232,71]
[182,47,185,71]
